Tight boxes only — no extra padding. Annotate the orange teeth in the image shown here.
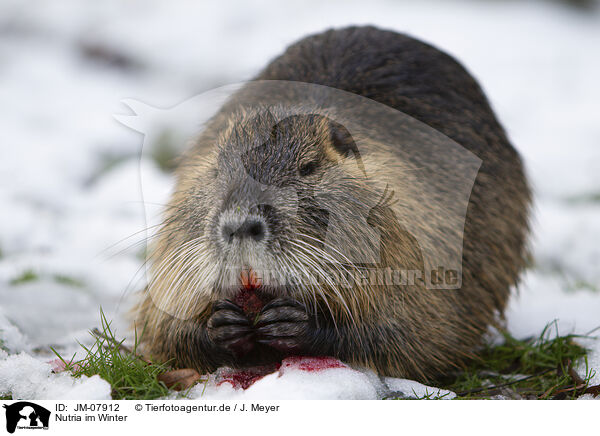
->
[240,268,262,290]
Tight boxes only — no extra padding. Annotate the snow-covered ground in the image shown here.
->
[1,0,599,399]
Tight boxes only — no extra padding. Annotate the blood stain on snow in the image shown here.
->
[215,357,348,390]
[280,356,347,373]
[216,364,280,390]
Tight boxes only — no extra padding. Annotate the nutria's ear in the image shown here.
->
[328,120,367,177]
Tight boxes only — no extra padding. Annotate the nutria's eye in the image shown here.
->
[299,160,319,177]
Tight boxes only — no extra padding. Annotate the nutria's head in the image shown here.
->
[146,106,390,322]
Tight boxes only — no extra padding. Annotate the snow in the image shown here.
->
[193,363,381,400]
[506,270,600,339]
[383,378,456,400]
[182,358,454,400]
[0,353,111,400]
[1,0,599,399]
[0,307,30,354]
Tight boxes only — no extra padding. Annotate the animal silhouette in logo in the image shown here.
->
[3,402,50,433]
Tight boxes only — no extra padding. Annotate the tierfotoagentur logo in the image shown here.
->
[2,402,50,433]
[116,80,481,320]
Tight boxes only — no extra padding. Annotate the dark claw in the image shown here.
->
[207,300,254,358]
[255,297,311,353]
[211,299,245,314]
[207,309,250,328]
[255,306,309,325]
[261,297,305,311]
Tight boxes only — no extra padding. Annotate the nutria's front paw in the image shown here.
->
[255,297,311,353]
[207,300,254,358]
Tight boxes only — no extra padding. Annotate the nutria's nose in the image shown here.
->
[221,218,266,243]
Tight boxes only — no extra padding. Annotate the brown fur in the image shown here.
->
[135,26,531,381]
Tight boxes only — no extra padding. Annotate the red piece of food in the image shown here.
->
[234,268,265,318]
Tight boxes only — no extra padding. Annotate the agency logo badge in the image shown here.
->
[2,402,50,433]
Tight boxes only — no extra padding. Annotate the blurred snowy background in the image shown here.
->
[1,0,599,399]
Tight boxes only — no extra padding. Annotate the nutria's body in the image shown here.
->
[136,26,530,381]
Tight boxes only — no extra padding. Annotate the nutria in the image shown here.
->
[135,26,531,381]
